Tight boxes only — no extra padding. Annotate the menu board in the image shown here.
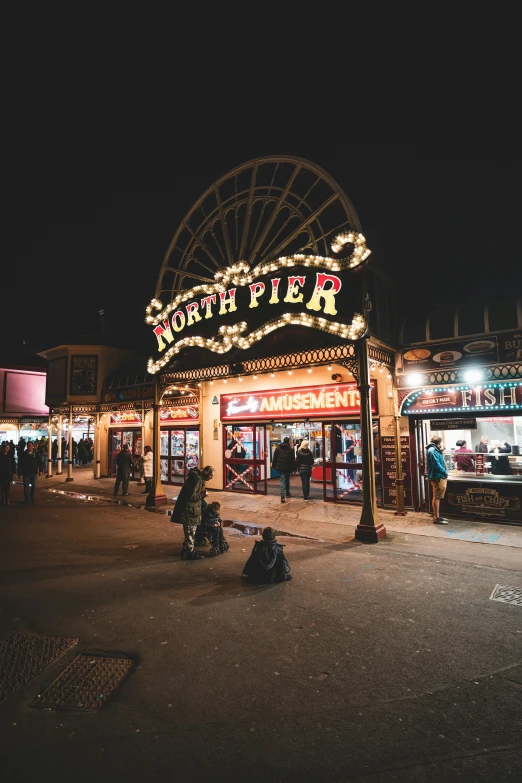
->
[381,435,414,509]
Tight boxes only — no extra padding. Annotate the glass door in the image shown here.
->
[159,427,201,485]
[109,429,142,480]
[322,421,382,505]
[223,424,268,494]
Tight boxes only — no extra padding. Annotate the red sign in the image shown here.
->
[220,382,377,421]
[110,412,142,425]
[160,405,198,423]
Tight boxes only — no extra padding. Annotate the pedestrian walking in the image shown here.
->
[242,526,292,583]
[113,443,134,496]
[0,442,15,505]
[426,436,448,524]
[296,439,314,500]
[171,465,215,560]
[272,436,295,503]
[18,441,39,503]
[140,445,153,494]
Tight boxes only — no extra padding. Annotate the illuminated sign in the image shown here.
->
[402,382,522,414]
[110,412,142,425]
[220,382,377,421]
[160,406,198,422]
[146,232,370,373]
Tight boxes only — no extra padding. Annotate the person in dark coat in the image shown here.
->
[195,500,229,556]
[0,442,15,505]
[242,527,292,584]
[489,440,512,475]
[18,441,39,503]
[51,438,58,465]
[272,436,296,503]
[113,444,134,496]
[295,439,314,500]
[474,436,489,453]
[172,465,215,560]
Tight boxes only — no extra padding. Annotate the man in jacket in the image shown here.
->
[296,439,314,500]
[272,437,296,503]
[172,465,215,559]
[18,441,39,503]
[113,443,134,496]
[426,436,448,524]
[0,442,15,505]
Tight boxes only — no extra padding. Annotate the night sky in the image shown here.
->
[3,143,521,360]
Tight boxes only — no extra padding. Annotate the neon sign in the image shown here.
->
[402,382,522,414]
[221,382,377,421]
[146,232,370,374]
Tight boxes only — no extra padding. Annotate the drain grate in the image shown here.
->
[30,652,133,712]
[489,584,522,606]
[0,632,78,705]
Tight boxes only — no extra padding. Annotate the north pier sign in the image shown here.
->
[146,232,370,374]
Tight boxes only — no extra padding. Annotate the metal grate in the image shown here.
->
[0,632,78,705]
[489,584,522,606]
[30,652,133,712]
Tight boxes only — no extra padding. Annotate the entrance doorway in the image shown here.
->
[109,429,142,481]
[224,420,381,504]
[160,427,200,485]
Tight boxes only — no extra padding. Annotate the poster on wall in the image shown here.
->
[70,356,98,396]
[381,435,414,509]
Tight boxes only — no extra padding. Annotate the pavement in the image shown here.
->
[39,466,522,549]
[1,469,521,781]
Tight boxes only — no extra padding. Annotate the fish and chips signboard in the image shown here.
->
[401,382,522,415]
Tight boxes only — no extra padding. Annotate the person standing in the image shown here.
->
[474,436,489,453]
[18,441,39,503]
[140,445,153,494]
[452,440,476,472]
[272,436,295,503]
[113,443,134,496]
[489,440,512,476]
[0,442,15,505]
[296,439,314,500]
[426,436,448,524]
[171,465,215,560]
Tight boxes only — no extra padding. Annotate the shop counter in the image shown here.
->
[440,473,522,525]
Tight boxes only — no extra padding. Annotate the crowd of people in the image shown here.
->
[0,435,95,506]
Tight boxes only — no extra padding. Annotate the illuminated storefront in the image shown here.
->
[400,381,522,524]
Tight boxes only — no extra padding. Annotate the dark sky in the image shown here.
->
[3,143,521,357]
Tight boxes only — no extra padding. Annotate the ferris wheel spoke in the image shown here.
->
[249,165,302,264]
[267,192,340,261]
[238,163,259,261]
[214,187,234,269]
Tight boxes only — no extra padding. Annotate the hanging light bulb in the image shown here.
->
[270,372,275,378]
[327,365,332,371]
[253,375,257,380]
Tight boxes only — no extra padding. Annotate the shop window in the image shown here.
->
[429,309,455,341]
[458,301,486,336]
[488,298,519,333]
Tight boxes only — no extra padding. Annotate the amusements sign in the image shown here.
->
[381,435,414,509]
[220,382,377,422]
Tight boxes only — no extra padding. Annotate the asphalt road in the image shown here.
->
[0,484,521,782]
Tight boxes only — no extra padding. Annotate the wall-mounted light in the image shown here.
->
[464,368,484,383]
[253,375,258,380]
[270,372,275,378]
[307,368,312,373]
[327,365,332,371]
[406,373,423,387]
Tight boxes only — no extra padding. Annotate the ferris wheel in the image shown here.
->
[155,156,362,303]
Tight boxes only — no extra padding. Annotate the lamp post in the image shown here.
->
[146,377,168,507]
[354,338,387,543]
[66,406,74,481]
[56,415,62,475]
[46,419,53,478]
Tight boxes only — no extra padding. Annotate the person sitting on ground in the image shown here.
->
[241,526,292,584]
[195,501,229,556]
